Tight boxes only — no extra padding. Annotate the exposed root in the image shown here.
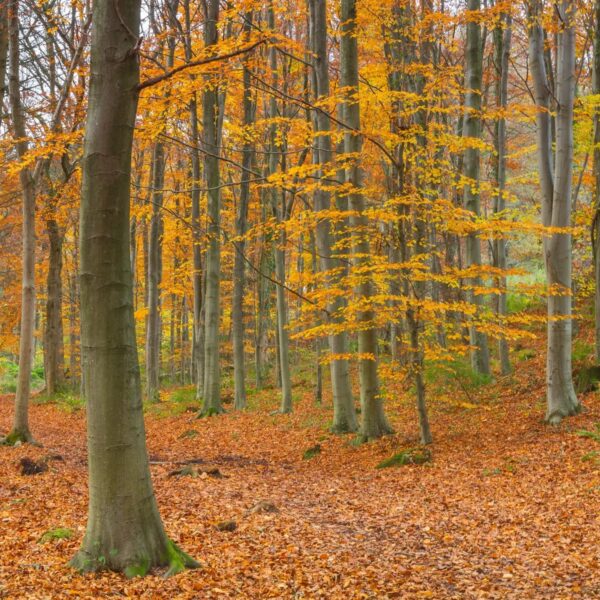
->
[2,428,34,446]
[197,405,225,418]
[69,539,199,578]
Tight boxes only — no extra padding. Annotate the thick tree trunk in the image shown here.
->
[201,0,223,415]
[493,12,512,375]
[232,13,254,410]
[146,142,165,402]
[6,0,36,444]
[69,0,197,575]
[44,218,65,395]
[463,0,491,377]
[309,0,357,432]
[529,0,579,424]
[341,0,392,440]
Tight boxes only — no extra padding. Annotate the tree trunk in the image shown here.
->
[529,0,579,424]
[309,0,357,432]
[69,0,197,575]
[340,0,392,440]
[182,0,204,397]
[6,0,36,444]
[593,0,600,361]
[267,3,292,414]
[232,12,254,410]
[146,143,165,402]
[255,231,274,388]
[493,11,512,375]
[0,1,8,118]
[201,0,224,415]
[463,0,491,377]
[44,218,65,395]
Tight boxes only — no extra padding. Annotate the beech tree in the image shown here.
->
[5,0,36,444]
[341,0,392,440]
[309,0,357,433]
[462,0,491,377]
[70,0,197,574]
[201,0,224,415]
[529,0,580,423]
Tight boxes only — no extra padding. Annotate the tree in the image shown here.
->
[231,11,255,410]
[201,0,224,415]
[492,6,512,376]
[70,0,197,574]
[5,0,37,444]
[529,0,580,423]
[267,1,293,415]
[593,0,600,361]
[0,2,8,118]
[309,0,357,433]
[462,0,491,377]
[340,0,392,440]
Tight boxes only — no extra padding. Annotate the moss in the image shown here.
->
[575,366,600,394]
[515,348,536,362]
[70,539,199,577]
[124,556,150,579]
[164,539,200,577]
[302,444,322,460]
[197,406,225,418]
[2,428,33,445]
[178,429,199,439]
[376,447,432,469]
[38,527,73,543]
[576,424,600,443]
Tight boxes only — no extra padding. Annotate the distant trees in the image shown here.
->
[2,0,597,456]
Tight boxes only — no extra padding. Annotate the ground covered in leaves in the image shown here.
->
[1,340,600,598]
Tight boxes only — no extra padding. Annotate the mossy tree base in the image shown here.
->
[2,428,34,445]
[357,409,394,443]
[197,405,225,418]
[69,539,199,578]
[546,400,582,426]
[331,420,359,435]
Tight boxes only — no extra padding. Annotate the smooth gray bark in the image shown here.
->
[182,0,204,396]
[309,0,357,432]
[70,0,197,574]
[341,0,392,440]
[201,0,224,415]
[492,10,512,375]
[593,0,600,361]
[268,3,292,414]
[232,12,254,410]
[0,2,8,119]
[44,218,65,395]
[463,0,491,377]
[6,0,36,444]
[146,142,165,402]
[529,0,579,424]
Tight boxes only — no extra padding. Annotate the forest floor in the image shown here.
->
[1,330,600,598]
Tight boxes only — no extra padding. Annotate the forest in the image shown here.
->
[0,0,599,597]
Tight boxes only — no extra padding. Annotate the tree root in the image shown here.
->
[1,428,34,446]
[69,539,199,578]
